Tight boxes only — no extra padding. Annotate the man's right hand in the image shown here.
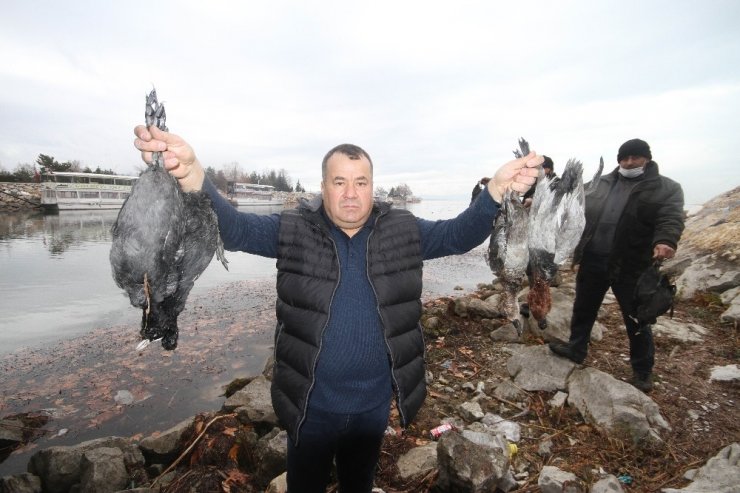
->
[133,125,205,192]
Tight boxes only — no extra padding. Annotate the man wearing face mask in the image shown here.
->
[548,138,684,392]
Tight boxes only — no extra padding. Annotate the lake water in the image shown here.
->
[0,199,490,355]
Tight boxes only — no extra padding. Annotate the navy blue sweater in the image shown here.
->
[203,179,499,413]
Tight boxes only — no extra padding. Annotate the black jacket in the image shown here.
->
[573,161,684,281]
[273,199,425,443]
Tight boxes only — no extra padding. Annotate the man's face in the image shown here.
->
[321,152,374,236]
[619,155,650,170]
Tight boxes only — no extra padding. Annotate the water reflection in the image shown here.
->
[0,210,119,255]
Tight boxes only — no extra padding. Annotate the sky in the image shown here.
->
[1,1,739,207]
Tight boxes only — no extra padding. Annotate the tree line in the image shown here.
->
[204,162,304,193]
[0,154,305,192]
[0,154,413,198]
[0,154,118,182]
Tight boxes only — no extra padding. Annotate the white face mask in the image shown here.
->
[618,166,645,178]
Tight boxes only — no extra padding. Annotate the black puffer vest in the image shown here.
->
[272,198,425,443]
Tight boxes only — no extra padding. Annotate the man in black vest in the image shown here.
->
[548,139,684,393]
[134,125,542,492]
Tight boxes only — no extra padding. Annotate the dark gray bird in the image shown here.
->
[110,88,227,350]
[487,138,531,331]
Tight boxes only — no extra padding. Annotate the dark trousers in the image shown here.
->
[569,253,655,374]
[287,399,390,493]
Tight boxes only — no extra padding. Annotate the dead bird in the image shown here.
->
[110,88,227,350]
[526,157,604,322]
[487,138,531,332]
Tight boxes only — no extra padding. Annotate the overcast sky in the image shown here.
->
[1,1,738,206]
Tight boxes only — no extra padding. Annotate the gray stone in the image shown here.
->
[480,413,521,442]
[590,474,624,492]
[549,391,568,408]
[0,473,42,493]
[79,447,128,493]
[538,465,585,493]
[675,254,740,300]
[719,286,740,304]
[255,428,288,486]
[0,419,25,444]
[437,430,510,492]
[662,442,740,493]
[652,319,708,343]
[265,472,287,493]
[458,401,485,422]
[709,364,740,382]
[507,345,575,392]
[567,367,670,440]
[493,379,528,402]
[27,437,143,493]
[466,297,501,319]
[138,417,194,463]
[225,375,279,426]
[490,322,521,342]
[396,443,437,480]
[720,297,740,323]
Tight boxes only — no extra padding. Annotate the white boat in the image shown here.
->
[227,182,283,207]
[41,172,138,211]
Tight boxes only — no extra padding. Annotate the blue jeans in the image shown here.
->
[287,399,391,493]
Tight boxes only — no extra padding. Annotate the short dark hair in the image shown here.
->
[322,144,373,181]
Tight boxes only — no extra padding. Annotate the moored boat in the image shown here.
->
[227,182,283,207]
[41,172,138,212]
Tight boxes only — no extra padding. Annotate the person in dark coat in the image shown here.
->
[548,138,685,392]
[134,124,542,493]
[470,176,491,205]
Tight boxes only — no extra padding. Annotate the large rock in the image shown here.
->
[0,473,42,493]
[652,319,708,343]
[674,254,740,299]
[78,447,128,493]
[224,375,279,426]
[662,442,740,493]
[537,465,585,493]
[396,443,437,480]
[27,437,143,493]
[507,345,575,392]
[436,430,512,492]
[255,428,288,487]
[567,367,670,440]
[138,417,194,464]
[0,419,25,446]
[664,187,740,299]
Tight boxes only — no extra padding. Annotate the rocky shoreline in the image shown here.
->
[1,278,738,492]
[0,183,42,213]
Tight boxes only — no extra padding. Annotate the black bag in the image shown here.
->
[631,261,677,325]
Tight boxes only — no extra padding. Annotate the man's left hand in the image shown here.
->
[653,244,676,261]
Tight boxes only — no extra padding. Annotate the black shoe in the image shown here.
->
[629,372,654,393]
[548,341,585,364]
